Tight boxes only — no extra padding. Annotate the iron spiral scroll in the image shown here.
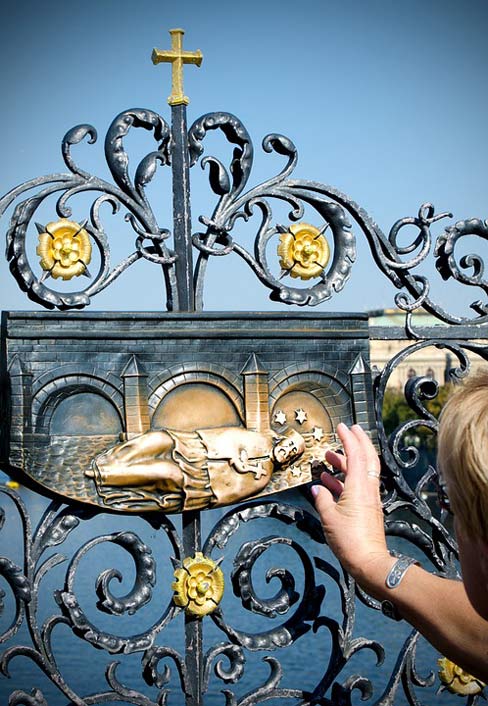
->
[1,96,488,704]
[1,373,485,706]
[2,107,488,322]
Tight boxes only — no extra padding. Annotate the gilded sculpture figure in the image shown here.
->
[86,426,306,512]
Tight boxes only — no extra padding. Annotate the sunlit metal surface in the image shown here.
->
[1,32,487,703]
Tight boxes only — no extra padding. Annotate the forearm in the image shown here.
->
[355,555,488,681]
[313,424,488,682]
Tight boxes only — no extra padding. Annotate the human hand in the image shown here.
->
[311,423,393,589]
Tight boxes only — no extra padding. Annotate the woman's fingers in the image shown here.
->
[312,424,388,580]
[351,424,380,473]
[334,423,381,498]
[336,423,365,482]
[350,425,382,494]
[320,470,344,497]
[311,482,336,516]
[325,448,347,473]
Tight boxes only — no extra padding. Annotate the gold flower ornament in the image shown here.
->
[438,657,486,695]
[172,553,224,617]
[36,218,92,281]
[277,223,330,280]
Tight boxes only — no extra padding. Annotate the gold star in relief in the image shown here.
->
[312,427,324,441]
[295,408,307,425]
[274,410,287,425]
[289,465,302,478]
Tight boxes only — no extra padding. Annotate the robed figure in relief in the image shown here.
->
[86,426,306,512]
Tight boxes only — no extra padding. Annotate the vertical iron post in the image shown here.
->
[171,104,195,312]
[152,29,204,703]
[151,28,205,703]
[182,510,203,706]
[152,28,202,312]
[174,114,202,688]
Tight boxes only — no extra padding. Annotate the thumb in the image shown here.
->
[311,484,335,519]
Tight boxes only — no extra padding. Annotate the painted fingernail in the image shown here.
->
[311,485,320,498]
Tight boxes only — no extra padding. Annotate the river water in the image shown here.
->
[0,481,464,706]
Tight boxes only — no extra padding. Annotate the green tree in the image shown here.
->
[382,382,452,450]
[380,383,452,483]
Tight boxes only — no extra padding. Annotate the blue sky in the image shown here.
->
[1,0,487,316]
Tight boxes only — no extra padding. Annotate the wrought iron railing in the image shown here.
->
[1,28,487,706]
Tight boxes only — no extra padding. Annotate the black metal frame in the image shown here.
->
[4,106,487,325]
[1,97,487,704]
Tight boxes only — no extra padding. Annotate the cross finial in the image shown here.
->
[152,29,203,106]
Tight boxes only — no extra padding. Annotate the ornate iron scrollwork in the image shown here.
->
[0,489,190,704]
[4,102,488,324]
[2,338,488,701]
[2,109,175,310]
[2,27,488,705]
[188,111,356,308]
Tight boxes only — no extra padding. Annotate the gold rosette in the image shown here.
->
[438,657,486,695]
[277,222,330,280]
[36,218,92,281]
[172,552,224,617]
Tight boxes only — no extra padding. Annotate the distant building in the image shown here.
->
[368,308,486,388]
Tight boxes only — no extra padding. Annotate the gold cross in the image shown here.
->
[152,29,203,106]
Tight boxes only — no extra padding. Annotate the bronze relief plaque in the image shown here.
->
[1,311,375,512]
